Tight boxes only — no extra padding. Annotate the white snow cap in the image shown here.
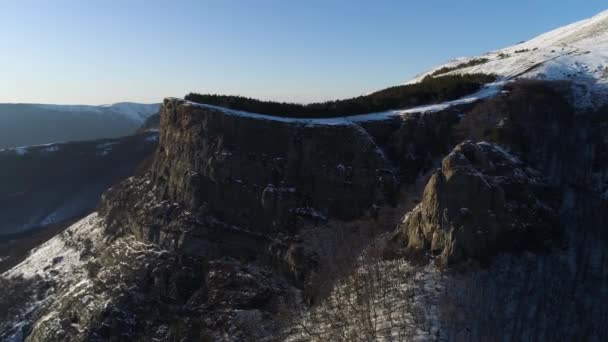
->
[408,8,608,108]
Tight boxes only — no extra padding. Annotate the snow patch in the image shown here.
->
[96,141,118,156]
[477,141,522,165]
[290,207,328,222]
[14,146,28,155]
[145,134,159,142]
[0,142,62,155]
[3,213,104,280]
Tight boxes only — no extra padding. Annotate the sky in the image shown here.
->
[0,0,606,105]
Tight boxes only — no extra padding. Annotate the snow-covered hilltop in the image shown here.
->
[410,9,608,108]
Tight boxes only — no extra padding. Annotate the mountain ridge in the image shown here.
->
[0,102,160,149]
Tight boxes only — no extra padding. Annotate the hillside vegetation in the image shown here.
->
[186,73,496,118]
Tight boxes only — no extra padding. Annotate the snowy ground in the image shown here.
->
[0,214,105,341]
[3,213,104,280]
[284,257,444,342]
[408,9,608,109]
[282,227,608,342]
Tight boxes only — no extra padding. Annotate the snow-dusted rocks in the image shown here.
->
[3,214,104,280]
[0,214,105,341]
[385,141,557,266]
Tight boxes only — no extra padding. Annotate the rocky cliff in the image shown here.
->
[98,98,464,285]
[152,98,396,231]
[1,89,476,341]
[2,80,608,341]
[385,140,557,266]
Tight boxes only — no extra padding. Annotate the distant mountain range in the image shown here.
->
[0,102,160,148]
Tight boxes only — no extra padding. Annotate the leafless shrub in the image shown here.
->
[281,238,441,341]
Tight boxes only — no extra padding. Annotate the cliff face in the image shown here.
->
[4,97,464,341]
[152,98,396,232]
[101,99,464,263]
[459,81,608,193]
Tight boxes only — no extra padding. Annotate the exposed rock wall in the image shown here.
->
[386,80,608,265]
[99,98,466,292]
[386,141,557,266]
[151,99,397,232]
[457,81,608,197]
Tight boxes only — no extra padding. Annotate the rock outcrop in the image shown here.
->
[151,99,397,231]
[100,98,465,280]
[386,141,557,266]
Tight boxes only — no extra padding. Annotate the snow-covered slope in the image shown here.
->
[2,214,104,281]
[410,9,608,108]
[0,213,168,341]
[0,214,104,341]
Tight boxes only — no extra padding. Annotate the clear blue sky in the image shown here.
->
[0,0,606,105]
